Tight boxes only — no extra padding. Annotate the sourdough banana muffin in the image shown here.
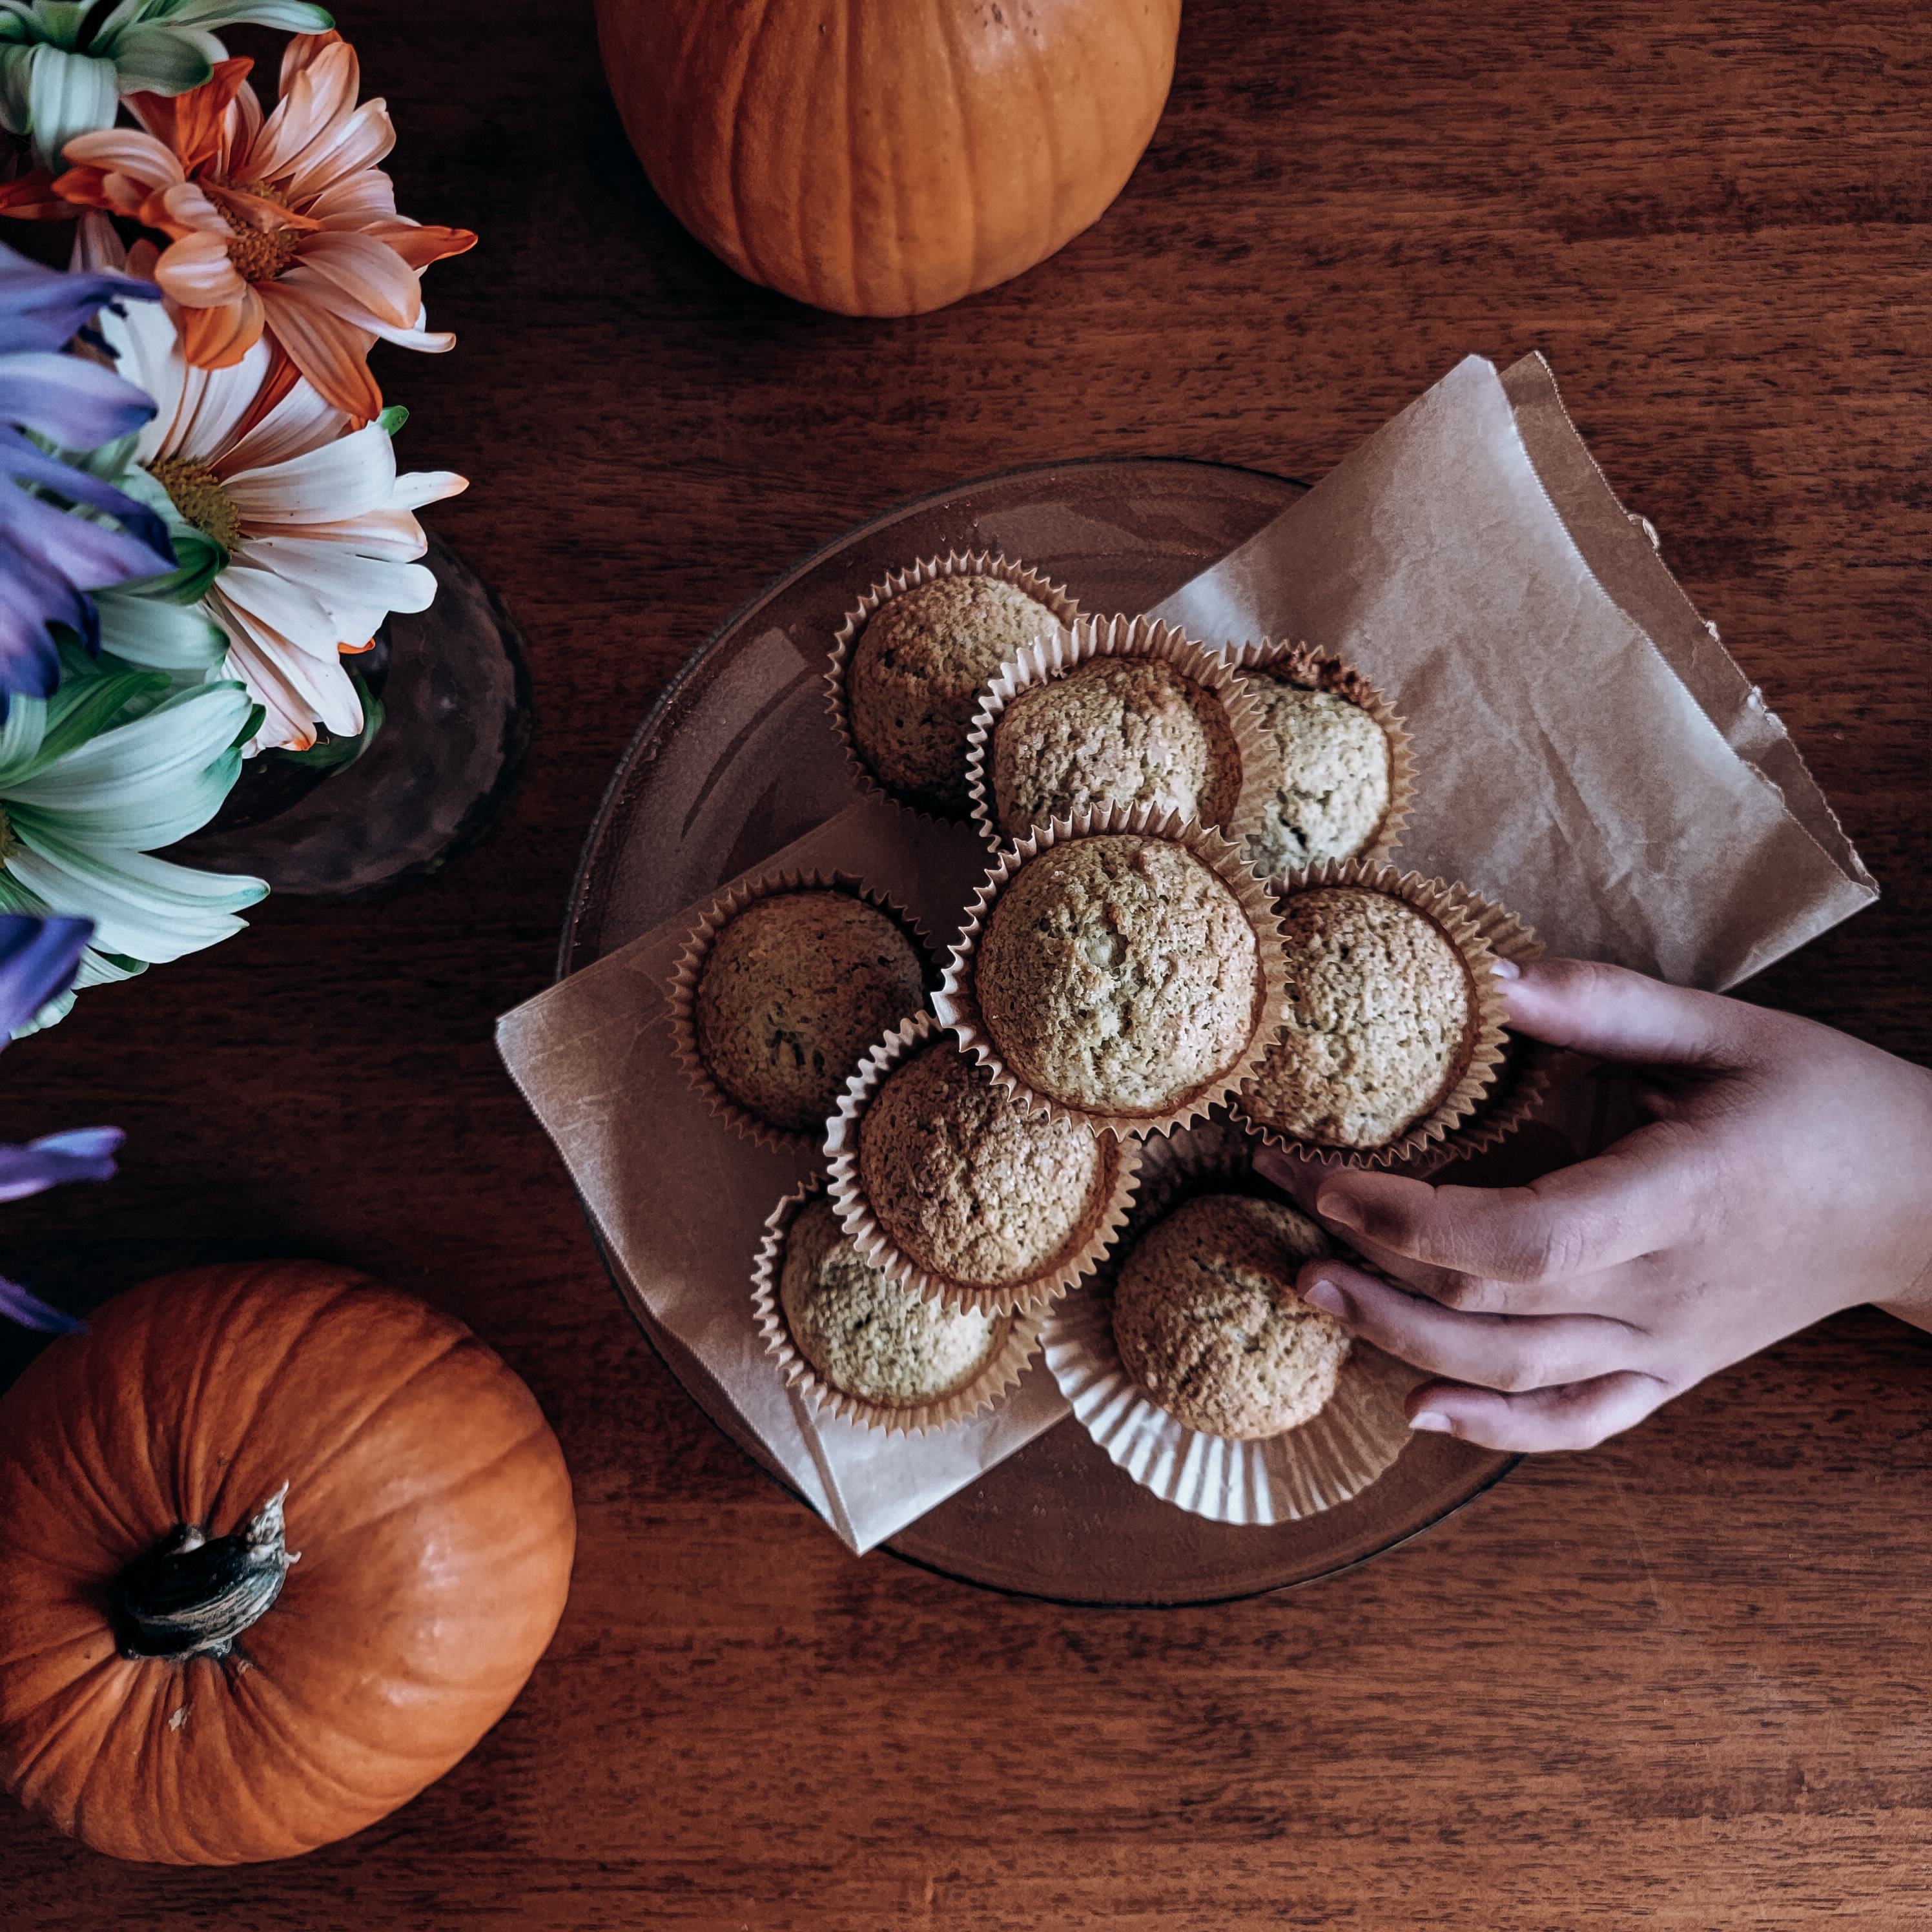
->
[694,891,925,1133]
[1244,673,1392,875]
[857,1040,1107,1291]
[990,657,1240,839]
[975,834,1259,1118]
[848,575,1062,814]
[1112,1193,1350,1439]
[1240,886,1473,1149]
[779,1196,1005,1407]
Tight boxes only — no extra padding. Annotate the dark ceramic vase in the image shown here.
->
[169,533,532,899]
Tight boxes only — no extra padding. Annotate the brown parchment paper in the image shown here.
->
[1153,353,1875,989]
[495,794,1072,1556]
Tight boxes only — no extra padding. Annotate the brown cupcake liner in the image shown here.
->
[963,615,1273,855]
[825,551,1082,824]
[823,1012,1142,1317]
[752,1176,1043,1436]
[1234,859,1543,1171]
[931,804,1291,1141]
[1039,1120,1422,1525]
[666,868,936,1155]
[1220,638,1417,868]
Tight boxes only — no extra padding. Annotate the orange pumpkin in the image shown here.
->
[597,0,1184,316]
[0,1262,576,1864]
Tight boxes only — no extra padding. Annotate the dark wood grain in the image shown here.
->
[3,0,1929,1923]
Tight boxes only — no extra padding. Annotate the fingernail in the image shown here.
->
[1410,1412,1454,1434]
[1314,1189,1363,1233]
[1490,957,1520,980]
[1302,1279,1350,1319]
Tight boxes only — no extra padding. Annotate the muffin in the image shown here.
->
[1112,1193,1350,1439]
[857,1040,1110,1292]
[975,834,1260,1118]
[848,575,1062,814]
[1244,673,1393,875]
[779,1197,1005,1408]
[989,657,1240,841]
[1240,886,1474,1149]
[694,891,925,1133]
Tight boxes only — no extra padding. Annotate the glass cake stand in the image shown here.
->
[561,457,1523,1605]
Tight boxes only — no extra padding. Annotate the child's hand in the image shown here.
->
[1254,958,1932,1452]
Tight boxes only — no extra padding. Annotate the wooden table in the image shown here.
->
[5,1,1929,1923]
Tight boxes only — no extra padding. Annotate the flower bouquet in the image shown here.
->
[0,12,477,1025]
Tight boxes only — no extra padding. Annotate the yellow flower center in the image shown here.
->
[147,456,242,553]
[212,181,302,283]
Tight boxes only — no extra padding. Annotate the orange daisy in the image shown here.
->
[51,31,473,422]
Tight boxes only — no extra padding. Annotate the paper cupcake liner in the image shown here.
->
[752,1176,1043,1435]
[823,1012,1142,1317]
[1040,1122,1421,1525]
[931,805,1291,1140]
[1043,1286,1421,1526]
[963,615,1273,855]
[1220,637,1417,866]
[825,552,1082,824]
[666,868,936,1155]
[1233,860,1542,1171]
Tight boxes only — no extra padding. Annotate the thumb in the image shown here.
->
[1499,958,1740,1068]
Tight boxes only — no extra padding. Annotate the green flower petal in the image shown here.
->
[95,588,229,672]
[148,0,331,30]
[23,42,117,168]
[8,680,252,848]
[23,661,171,779]
[6,834,264,965]
[0,695,48,792]
[98,21,214,92]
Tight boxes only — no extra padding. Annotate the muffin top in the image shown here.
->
[779,1197,1005,1408]
[1111,1193,1349,1439]
[1244,675,1392,876]
[1240,887,1473,1149]
[694,891,925,1133]
[990,657,1239,840]
[857,1040,1107,1290]
[975,834,1260,1117]
[848,575,1061,814]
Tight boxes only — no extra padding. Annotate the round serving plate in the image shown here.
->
[562,456,1517,1605]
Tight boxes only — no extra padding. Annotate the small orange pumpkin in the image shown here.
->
[597,0,1184,316]
[0,1262,576,1864]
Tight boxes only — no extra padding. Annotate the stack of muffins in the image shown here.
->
[670,553,1537,1517]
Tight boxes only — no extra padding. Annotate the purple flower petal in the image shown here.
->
[0,240,162,356]
[0,1129,121,1203]
[0,1276,86,1334]
[0,351,159,447]
[0,916,92,1038]
[24,1126,121,1158]
[2,426,175,568]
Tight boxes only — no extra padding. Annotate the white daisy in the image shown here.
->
[90,266,466,753]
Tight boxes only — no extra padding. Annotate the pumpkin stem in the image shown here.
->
[111,1484,302,1663]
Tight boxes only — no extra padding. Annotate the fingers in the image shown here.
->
[1299,1260,1643,1392]
[1299,1119,1714,1290]
[1404,1372,1667,1453]
[1501,957,1741,1068]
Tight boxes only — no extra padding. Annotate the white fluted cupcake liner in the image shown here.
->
[1220,637,1417,867]
[752,1177,1043,1436]
[824,1012,1141,1317]
[1043,1284,1421,1526]
[932,804,1291,1140]
[963,615,1272,854]
[825,552,1081,823]
[666,868,934,1155]
[1235,860,1543,1171]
